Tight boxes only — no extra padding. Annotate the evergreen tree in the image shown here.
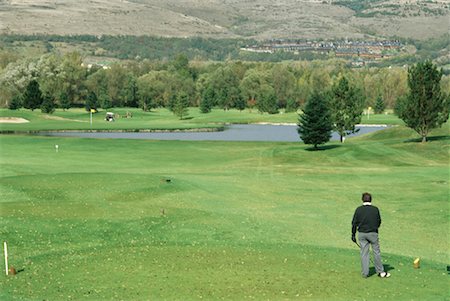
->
[85,91,99,111]
[167,93,177,112]
[200,86,214,113]
[374,95,385,114]
[40,95,55,114]
[199,98,211,113]
[298,92,333,149]
[234,96,246,111]
[8,94,22,110]
[330,76,364,142]
[172,91,190,120]
[396,61,449,142]
[23,80,43,111]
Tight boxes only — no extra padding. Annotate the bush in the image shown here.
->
[41,96,55,114]
[8,94,23,110]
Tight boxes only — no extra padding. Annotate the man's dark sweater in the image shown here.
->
[352,203,381,235]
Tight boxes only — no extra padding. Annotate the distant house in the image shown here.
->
[240,39,402,62]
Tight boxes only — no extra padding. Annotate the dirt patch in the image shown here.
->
[0,117,30,123]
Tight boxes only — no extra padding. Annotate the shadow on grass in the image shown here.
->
[305,145,341,151]
[368,264,395,277]
[404,135,450,143]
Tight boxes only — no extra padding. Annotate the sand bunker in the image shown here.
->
[0,117,30,123]
[42,115,85,122]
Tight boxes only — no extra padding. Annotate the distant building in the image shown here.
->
[241,39,402,62]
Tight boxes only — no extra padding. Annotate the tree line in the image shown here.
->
[0,51,448,143]
[1,33,448,66]
[299,61,449,147]
[3,51,448,113]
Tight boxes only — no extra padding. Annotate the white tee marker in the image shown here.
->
[4,241,8,276]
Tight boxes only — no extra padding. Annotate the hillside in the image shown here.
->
[0,0,448,40]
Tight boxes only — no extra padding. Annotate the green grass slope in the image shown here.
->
[0,125,448,300]
[0,108,404,132]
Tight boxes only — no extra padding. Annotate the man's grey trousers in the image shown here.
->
[358,232,385,277]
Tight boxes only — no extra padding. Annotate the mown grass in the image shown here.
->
[0,119,448,300]
[0,108,404,132]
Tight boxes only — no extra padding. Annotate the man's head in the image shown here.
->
[362,192,372,203]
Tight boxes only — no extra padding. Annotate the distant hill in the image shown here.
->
[0,0,448,40]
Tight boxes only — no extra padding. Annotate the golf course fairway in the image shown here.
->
[0,124,448,300]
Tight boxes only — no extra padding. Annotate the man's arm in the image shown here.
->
[351,209,358,242]
[352,208,359,234]
[377,208,381,228]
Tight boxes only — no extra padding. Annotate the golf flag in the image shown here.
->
[90,109,96,113]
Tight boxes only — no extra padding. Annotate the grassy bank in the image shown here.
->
[0,122,448,300]
[0,108,404,132]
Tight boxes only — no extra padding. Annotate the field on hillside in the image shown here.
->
[0,0,448,40]
[0,122,448,300]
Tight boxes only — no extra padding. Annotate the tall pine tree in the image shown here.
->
[23,80,43,111]
[85,91,99,111]
[172,91,190,120]
[8,94,22,110]
[374,95,385,114]
[40,95,55,114]
[396,61,449,142]
[200,86,214,113]
[298,92,333,149]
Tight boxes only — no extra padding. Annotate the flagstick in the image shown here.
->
[4,242,8,276]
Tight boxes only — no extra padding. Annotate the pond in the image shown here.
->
[39,124,388,142]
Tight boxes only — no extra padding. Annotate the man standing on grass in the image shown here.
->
[352,192,391,278]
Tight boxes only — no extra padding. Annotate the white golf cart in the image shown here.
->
[105,112,115,122]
